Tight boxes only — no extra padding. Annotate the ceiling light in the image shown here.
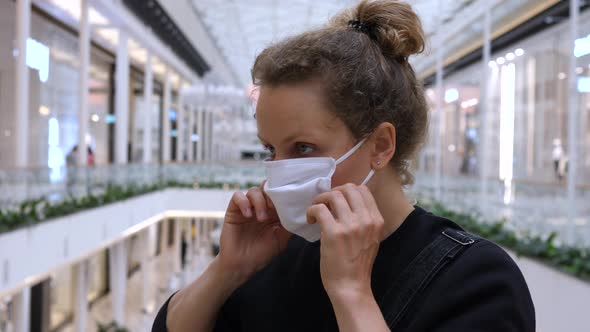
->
[576,67,584,74]
[91,114,100,122]
[558,72,567,80]
[515,48,524,56]
[444,88,459,103]
[505,52,515,61]
[578,77,590,93]
[461,98,479,109]
[39,105,50,116]
[496,57,505,65]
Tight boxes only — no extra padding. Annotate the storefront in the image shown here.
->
[423,7,590,186]
[0,2,114,171]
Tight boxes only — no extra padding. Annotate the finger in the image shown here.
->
[260,180,275,211]
[312,191,352,222]
[332,183,366,213]
[246,187,270,221]
[358,185,380,214]
[306,203,336,229]
[231,191,253,218]
[358,185,385,240]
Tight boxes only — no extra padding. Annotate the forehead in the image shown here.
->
[255,83,344,143]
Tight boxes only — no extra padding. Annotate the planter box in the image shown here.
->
[0,188,233,296]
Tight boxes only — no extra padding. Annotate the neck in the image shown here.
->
[370,170,414,241]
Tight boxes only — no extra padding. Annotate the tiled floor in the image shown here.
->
[60,247,214,332]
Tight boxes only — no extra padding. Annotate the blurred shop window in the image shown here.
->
[49,267,74,330]
[87,250,108,304]
[0,1,18,169]
[127,235,141,276]
[0,297,13,332]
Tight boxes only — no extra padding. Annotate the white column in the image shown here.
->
[108,241,128,325]
[201,112,208,162]
[77,0,90,166]
[160,219,169,254]
[196,109,204,162]
[140,230,154,313]
[479,9,492,205]
[15,0,31,168]
[12,287,30,332]
[73,260,89,332]
[207,112,214,161]
[115,31,130,164]
[162,70,172,162]
[567,0,579,242]
[176,86,185,162]
[434,44,444,201]
[143,52,153,164]
[188,105,195,161]
[210,113,215,161]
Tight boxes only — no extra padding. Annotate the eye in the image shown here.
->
[295,143,315,156]
[263,144,275,161]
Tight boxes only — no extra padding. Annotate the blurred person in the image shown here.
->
[552,138,564,180]
[87,146,95,167]
[180,230,188,270]
[153,1,535,331]
[65,145,78,195]
[558,152,568,180]
[66,145,78,167]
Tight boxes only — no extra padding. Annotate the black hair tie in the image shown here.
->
[348,19,375,38]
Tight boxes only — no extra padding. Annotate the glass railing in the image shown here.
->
[411,172,590,245]
[2,163,588,244]
[0,162,266,209]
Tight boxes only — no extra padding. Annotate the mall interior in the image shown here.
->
[0,0,589,331]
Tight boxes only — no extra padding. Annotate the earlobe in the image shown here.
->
[372,122,396,167]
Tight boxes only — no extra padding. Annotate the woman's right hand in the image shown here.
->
[216,184,292,284]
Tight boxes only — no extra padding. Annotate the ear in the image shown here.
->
[370,122,396,170]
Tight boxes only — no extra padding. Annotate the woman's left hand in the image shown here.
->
[307,183,385,298]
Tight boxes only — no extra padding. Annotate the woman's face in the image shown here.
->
[255,81,374,188]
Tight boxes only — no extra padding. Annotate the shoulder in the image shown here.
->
[411,237,536,331]
[445,238,532,297]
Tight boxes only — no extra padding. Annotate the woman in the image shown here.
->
[153,1,535,331]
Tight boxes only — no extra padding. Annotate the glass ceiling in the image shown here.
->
[191,0,474,86]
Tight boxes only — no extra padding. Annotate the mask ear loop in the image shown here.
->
[362,169,375,185]
[335,137,368,165]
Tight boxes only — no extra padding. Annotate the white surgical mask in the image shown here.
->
[263,138,375,242]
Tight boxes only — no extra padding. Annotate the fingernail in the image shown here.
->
[244,208,253,218]
[258,210,267,220]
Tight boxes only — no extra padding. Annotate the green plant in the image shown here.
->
[1,184,589,283]
[420,200,590,282]
[97,320,130,332]
[0,181,247,235]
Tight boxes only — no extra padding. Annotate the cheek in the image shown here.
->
[330,154,370,187]
[330,167,349,188]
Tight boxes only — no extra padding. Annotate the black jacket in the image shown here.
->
[152,206,535,331]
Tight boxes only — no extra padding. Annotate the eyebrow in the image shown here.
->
[257,133,307,146]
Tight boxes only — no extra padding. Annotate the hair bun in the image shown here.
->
[335,0,425,61]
